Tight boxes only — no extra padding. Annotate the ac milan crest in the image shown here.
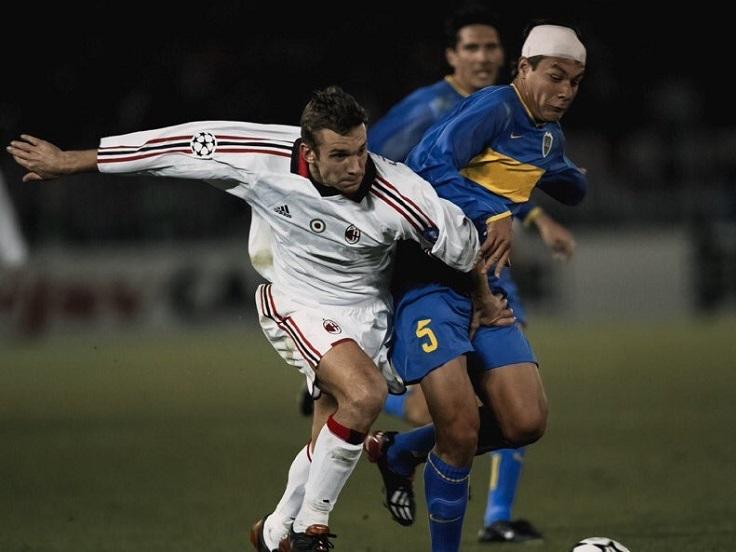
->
[344,224,361,244]
[323,319,342,334]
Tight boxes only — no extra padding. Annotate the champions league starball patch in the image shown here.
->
[190,132,217,158]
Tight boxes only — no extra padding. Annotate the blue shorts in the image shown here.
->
[468,323,537,371]
[496,269,527,326]
[390,283,536,384]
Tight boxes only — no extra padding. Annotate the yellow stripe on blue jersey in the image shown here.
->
[460,148,544,203]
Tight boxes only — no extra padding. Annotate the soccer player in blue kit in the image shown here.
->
[364,22,588,551]
[368,7,578,545]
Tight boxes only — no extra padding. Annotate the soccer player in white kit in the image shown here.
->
[7,86,484,551]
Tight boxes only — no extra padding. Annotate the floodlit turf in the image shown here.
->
[0,317,733,551]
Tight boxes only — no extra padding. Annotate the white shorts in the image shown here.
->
[255,283,405,397]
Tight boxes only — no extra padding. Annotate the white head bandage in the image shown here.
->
[521,25,586,64]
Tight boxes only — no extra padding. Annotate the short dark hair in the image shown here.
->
[300,86,368,150]
[444,4,501,49]
[512,56,546,78]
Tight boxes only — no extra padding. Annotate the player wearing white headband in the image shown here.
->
[364,22,588,551]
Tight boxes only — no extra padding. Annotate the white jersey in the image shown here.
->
[248,212,275,282]
[0,171,28,268]
[97,121,479,307]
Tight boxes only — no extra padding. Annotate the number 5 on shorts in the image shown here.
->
[416,319,438,353]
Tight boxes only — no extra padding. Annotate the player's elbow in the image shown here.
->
[567,187,586,205]
[556,186,586,206]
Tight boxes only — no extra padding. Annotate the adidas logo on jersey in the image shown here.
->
[274,205,292,218]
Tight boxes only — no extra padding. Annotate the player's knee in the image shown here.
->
[503,408,547,447]
[436,415,479,464]
[345,382,387,420]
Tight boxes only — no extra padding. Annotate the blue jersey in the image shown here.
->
[369,79,545,225]
[390,84,587,380]
[406,84,586,228]
[370,80,547,321]
[369,78,463,163]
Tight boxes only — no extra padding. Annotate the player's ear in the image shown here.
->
[301,142,316,163]
[445,47,458,69]
[518,57,531,78]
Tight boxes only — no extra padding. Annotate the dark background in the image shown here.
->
[1,1,734,243]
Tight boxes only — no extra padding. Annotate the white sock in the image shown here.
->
[263,443,312,549]
[292,418,363,532]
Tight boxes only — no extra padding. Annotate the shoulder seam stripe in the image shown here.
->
[374,177,437,229]
[371,188,423,233]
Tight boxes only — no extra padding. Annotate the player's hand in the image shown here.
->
[6,135,68,182]
[480,215,513,277]
[535,212,576,261]
[470,261,515,339]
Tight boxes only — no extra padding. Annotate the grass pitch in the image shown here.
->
[0,316,733,551]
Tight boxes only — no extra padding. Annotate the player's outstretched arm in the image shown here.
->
[7,135,97,182]
[532,210,576,260]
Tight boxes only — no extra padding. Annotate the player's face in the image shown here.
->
[446,24,504,93]
[304,125,368,195]
[518,57,585,122]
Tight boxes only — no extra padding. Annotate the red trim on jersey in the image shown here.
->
[98,148,290,164]
[371,188,423,233]
[217,148,291,157]
[296,149,310,178]
[330,338,354,348]
[215,135,286,141]
[97,149,191,163]
[327,415,366,445]
[98,135,192,149]
[376,175,436,227]
[306,441,313,462]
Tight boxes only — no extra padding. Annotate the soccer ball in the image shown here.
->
[570,537,631,552]
[190,131,217,157]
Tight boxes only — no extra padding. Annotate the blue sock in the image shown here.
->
[384,393,408,419]
[483,448,525,526]
[387,424,436,477]
[424,450,470,552]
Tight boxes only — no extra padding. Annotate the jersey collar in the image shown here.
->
[290,139,375,202]
[444,75,471,97]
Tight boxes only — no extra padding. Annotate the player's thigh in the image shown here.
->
[476,362,546,410]
[390,285,473,385]
[469,323,544,413]
[475,362,547,441]
[420,355,479,437]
